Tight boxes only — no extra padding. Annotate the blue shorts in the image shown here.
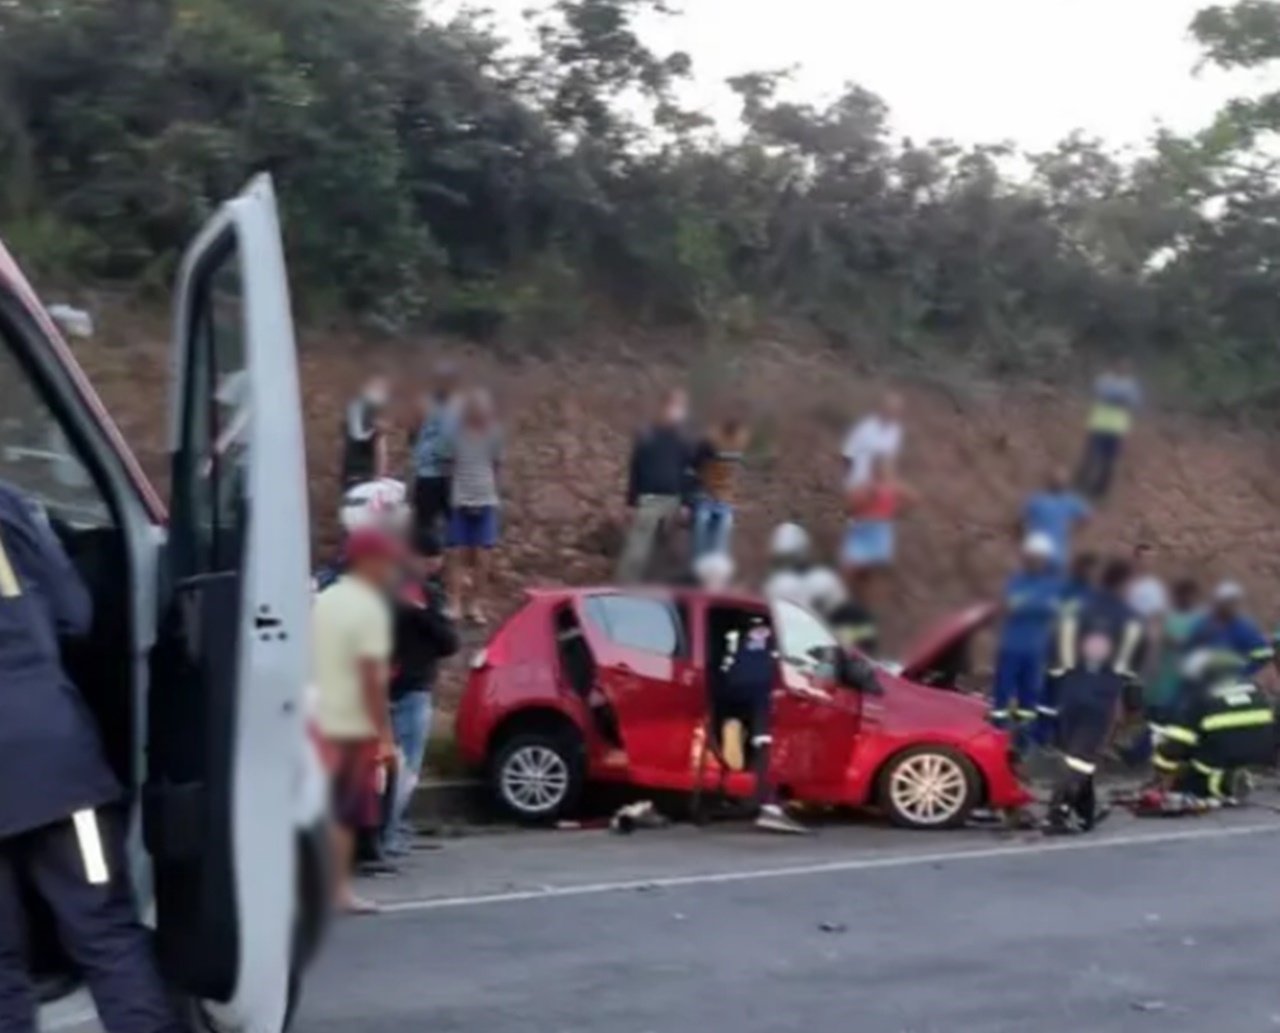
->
[842,519,895,568]
[448,505,499,549]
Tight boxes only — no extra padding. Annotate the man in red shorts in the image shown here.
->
[312,527,402,913]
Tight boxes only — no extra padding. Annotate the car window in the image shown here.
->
[172,236,248,575]
[584,595,681,657]
[772,599,839,673]
[0,327,112,529]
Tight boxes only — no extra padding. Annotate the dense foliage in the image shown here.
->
[2,0,1280,400]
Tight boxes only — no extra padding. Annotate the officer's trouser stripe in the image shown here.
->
[0,535,20,598]
[72,809,110,886]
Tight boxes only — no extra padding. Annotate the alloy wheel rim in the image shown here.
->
[889,753,967,825]
[501,745,570,814]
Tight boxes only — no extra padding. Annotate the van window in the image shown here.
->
[0,331,111,528]
[172,237,248,575]
[584,595,682,657]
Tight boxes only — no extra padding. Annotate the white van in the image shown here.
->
[0,175,326,1032]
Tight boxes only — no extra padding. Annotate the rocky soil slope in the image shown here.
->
[75,320,1280,714]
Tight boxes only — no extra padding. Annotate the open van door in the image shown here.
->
[144,175,311,1032]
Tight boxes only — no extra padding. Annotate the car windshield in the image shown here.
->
[771,598,839,676]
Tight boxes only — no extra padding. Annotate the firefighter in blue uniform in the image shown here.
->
[1045,627,1127,834]
[991,533,1062,743]
[1186,581,1273,676]
[0,481,184,1033]
[718,615,807,834]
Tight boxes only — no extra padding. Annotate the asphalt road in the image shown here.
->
[294,808,1280,1033]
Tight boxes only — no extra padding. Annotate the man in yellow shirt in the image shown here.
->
[313,528,401,913]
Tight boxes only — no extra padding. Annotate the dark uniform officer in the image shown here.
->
[0,481,183,1033]
[1046,629,1127,834]
[1152,650,1276,801]
[718,618,806,834]
[1046,559,1144,739]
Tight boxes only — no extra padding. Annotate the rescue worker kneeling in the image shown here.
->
[1152,650,1276,804]
[1046,629,1127,834]
[717,615,808,835]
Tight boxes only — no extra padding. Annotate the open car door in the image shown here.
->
[766,598,862,795]
[144,175,311,1032]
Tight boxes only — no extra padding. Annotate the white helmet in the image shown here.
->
[801,567,846,616]
[694,552,736,592]
[763,569,806,605]
[769,522,811,560]
[339,478,410,534]
[1022,531,1055,559]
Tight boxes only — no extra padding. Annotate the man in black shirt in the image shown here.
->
[342,374,391,487]
[384,530,459,855]
[616,389,693,583]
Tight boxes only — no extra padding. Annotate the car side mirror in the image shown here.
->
[840,653,884,695]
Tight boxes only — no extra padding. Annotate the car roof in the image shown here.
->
[0,239,164,520]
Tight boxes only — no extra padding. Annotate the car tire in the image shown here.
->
[491,730,584,824]
[878,746,979,830]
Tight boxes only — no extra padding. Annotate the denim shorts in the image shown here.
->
[843,519,895,568]
[448,505,499,549]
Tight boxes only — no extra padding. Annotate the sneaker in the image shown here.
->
[340,894,382,916]
[755,804,810,835]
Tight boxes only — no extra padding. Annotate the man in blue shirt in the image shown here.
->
[1022,468,1091,570]
[1187,581,1273,675]
[992,533,1064,742]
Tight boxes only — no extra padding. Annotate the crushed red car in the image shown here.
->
[457,588,1028,830]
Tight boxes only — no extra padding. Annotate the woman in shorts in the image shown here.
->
[444,390,503,624]
[842,457,916,606]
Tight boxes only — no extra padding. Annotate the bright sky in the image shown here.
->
[433,0,1271,151]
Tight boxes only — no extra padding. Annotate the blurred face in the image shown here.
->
[1081,632,1113,667]
[1047,467,1068,492]
[1133,546,1154,573]
[352,553,398,590]
[662,390,689,425]
[464,392,494,429]
[364,376,390,407]
[883,392,904,421]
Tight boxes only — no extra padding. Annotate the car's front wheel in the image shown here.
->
[491,730,584,823]
[878,746,979,830]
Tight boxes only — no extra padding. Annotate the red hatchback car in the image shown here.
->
[457,588,1028,830]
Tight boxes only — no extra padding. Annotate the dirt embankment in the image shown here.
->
[75,320,1280,708]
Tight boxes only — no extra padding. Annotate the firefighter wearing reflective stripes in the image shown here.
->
[1153,651,1276,801]
[1046,629,1127,833]
[0,481,184,1033]
[720,619,778,801]
[1045,559,1144,740]
[991,534,1062,735]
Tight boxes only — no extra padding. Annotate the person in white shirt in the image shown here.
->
[842,392,904,488]
[1126,542,1169,620]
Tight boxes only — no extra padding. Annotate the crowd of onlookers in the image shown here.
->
[314,360,504,913]
[308,354,1275,907]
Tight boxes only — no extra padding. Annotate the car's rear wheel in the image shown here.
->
[879,746,979,830]
[491,730,584,823]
